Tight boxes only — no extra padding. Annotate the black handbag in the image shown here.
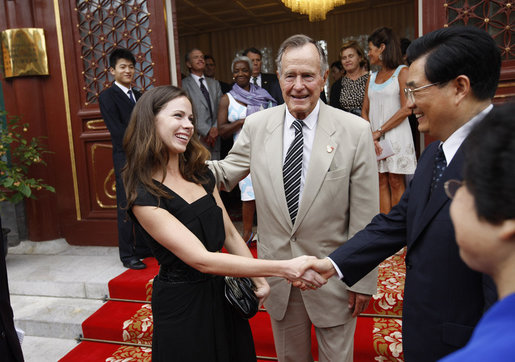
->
[224,276,259,319]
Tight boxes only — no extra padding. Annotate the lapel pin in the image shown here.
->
[327,145,334,153]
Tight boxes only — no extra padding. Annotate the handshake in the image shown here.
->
[283,256,336,290]
[276,255,371,317]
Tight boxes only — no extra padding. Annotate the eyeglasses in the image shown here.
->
[444,179,463,199]
[404,82,440,103]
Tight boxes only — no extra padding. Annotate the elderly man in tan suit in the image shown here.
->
[209,34,379,362]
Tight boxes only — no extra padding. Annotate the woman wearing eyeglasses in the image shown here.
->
[362,27,417,214]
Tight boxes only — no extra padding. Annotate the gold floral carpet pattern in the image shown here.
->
[60,249,406,361]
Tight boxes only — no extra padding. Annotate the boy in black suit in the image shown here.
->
[99,48,151,269]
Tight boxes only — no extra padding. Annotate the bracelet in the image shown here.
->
[377,127,384,136]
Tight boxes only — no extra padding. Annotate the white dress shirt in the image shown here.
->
[190,73,210,94]
[252,74,262,87]
[114,81,134,100]
[282,100,320,204]
[442,104,492,165]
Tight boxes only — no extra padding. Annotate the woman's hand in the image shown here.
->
[251,277,270,308]
[374,140,383,156]
[372,130,382,141]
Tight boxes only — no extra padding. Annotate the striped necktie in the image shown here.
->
[127,89,136,104]
[283,119,304,224]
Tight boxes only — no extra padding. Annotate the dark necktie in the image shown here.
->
[253,77,258,86]
[127,89,136,104]
[199,78,213,120]
[283,119,304,224]
[430,144,447,193]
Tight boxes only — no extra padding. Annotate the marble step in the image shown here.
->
[7,240,126,299]
[21,336,79,362]
[11,295,104,340]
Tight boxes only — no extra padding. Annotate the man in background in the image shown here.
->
[243,47,284,104]
[99,48,151,270]
[204,54,232,94]
[182,48,223,159]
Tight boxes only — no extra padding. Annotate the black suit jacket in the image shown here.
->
[329,141,496,361]
[261,73,284,105]
[0,221,24,362]
[329,78,343,109]
[99,84,141,157]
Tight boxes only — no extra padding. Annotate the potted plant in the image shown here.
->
[0,110,55,254]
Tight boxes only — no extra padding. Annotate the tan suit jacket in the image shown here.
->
[209,102,379,327]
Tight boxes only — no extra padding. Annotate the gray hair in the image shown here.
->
[275,34,328,76]
[231,55,252,73]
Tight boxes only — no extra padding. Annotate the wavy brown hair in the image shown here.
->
[122,85,211,208]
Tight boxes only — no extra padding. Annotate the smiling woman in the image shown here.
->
[120,85,321,361]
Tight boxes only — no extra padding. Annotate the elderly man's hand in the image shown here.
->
[348,291,371,318]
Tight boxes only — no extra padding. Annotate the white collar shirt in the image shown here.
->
[441,104,493,165]
[114,81,133,100]
[191,73,210,94]
[252,74,262,87]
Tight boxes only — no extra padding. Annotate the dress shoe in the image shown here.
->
[123,258,147,270]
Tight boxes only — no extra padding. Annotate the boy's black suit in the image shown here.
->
[99,83,151,263]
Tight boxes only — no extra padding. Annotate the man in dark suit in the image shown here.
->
[0,218,24,362]
[99,48,151,270]
[243,47,284,104]
[204,55,232,94]
[307,26,501,361]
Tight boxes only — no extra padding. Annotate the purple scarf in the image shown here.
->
[229,83,277,116]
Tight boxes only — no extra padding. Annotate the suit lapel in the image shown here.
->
[112,84,133,107]
[293,104,337,233]
[186,77,208,108]
[263,106,292,229]
[411,145,464,243]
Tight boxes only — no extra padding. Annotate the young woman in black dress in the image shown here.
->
[122,85,324,361]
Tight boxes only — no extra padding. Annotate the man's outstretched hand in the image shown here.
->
[291,258,336,289]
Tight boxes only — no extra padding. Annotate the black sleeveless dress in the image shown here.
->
[129,170,256,362]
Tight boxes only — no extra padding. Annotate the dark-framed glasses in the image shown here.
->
[444,179,463,199]
[404,82,440,103]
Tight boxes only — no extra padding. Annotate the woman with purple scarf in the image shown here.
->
[218,55,277,244]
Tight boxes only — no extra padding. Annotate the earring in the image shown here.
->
[232,77,235,81]
[379,54,383,61]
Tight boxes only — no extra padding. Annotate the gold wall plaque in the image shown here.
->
[1,28,49,78]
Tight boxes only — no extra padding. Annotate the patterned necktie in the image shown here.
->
[127,89,136,104]
[430,144,447,193]
[199,78,213,120]
[283,119,304,224]
[253,77,258,86]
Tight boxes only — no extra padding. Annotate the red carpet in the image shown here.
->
[61,248,405,361]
